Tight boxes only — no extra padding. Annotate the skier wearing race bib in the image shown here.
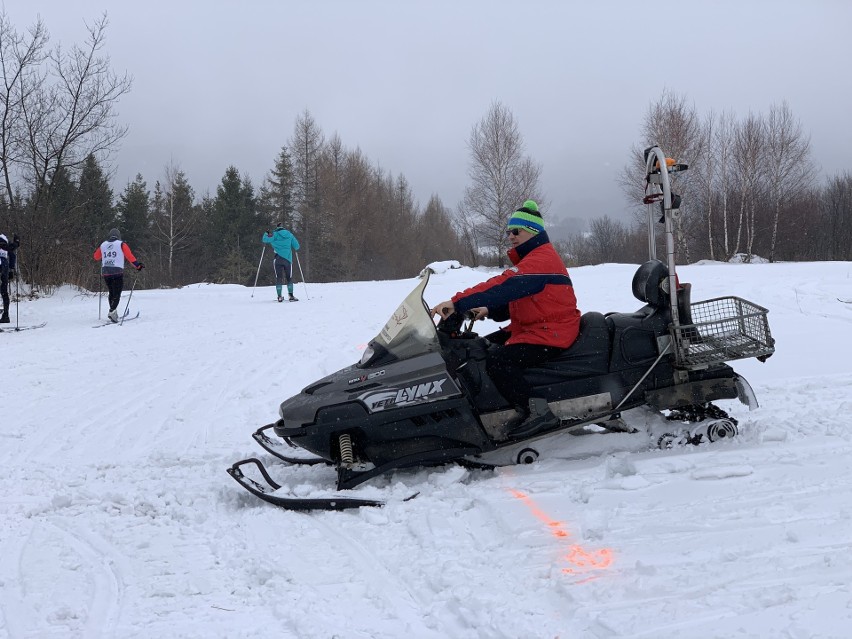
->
[93,228,144,323]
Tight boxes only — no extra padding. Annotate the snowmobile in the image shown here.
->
[227,145,776,510]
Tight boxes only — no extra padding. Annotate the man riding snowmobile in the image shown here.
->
[431,199,580,438]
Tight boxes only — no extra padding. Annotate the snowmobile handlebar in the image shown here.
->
[435,310,478,338]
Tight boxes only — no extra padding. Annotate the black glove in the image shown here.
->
[13,233,19,243]
[8,269,14,280]
[265,231,273,237]
[134,261,144,271]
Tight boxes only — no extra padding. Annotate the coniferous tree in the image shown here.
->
[76,154,116,246]
[208,166,263,283]
[289,110,325,279]
[258,146,296,230]
[116,174,150,248]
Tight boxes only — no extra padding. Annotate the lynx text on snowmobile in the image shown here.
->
[227,145,776,511]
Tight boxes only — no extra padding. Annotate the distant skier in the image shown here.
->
[262,225,300,302]
[0,232,20,323]
[93,228,144,323]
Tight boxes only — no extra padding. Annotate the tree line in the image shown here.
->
[1,14,850,296]
[563,91,852,267]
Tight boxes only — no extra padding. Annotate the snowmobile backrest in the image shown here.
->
[632,260,669,308]
[606,262,673,370]
[677,282,693,326]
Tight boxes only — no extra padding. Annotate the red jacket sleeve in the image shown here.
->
[93,247,102,260]
[121,243,138,263]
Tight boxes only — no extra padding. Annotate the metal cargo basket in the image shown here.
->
[672,296,775,367]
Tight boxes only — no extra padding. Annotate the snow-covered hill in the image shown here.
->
[2,260,852,638]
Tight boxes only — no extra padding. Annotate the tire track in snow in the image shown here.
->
[0,521,39,638]
[306,513,454,638]
[47,519,126,638]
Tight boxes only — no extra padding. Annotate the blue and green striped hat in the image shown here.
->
[506,200,545,235]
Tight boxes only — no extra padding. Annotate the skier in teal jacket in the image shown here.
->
[262,226,300,302]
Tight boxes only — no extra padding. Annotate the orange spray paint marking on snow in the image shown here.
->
[509,489,614,575]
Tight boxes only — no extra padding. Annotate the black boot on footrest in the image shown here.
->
[509,398,559,439]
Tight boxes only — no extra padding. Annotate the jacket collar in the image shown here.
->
[508,230,551,264]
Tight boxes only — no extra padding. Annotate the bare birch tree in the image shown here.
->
[712,110,737,258]
[462,101,542,266]
[619,90,703,261]
[0,11,48,210]
[0,12,130,285]
[150,164,198,284]
[764,101,812,262]
[732,114,766,259]
[21,14,131,212]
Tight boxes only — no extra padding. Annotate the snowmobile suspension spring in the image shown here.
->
[339,433,354,464]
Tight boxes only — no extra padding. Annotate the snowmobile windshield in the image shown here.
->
[358,272,440,367]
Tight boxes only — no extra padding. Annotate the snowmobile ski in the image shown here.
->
[0,321,47,333]
[226,457,386,511]
[93,311,140,327]
[252,424,329,465]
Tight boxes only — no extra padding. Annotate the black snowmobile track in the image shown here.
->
[227,458,386,511]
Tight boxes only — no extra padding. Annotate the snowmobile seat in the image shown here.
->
[525,311,611,382]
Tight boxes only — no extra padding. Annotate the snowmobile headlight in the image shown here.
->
[359,344,376,366]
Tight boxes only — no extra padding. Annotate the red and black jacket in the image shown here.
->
[451,231,581,348]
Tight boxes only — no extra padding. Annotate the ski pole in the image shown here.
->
[294,251,309,300]
[98,269,103,320]
[120,273,139,326]
[13,244,20,330]
[251,245,266,298]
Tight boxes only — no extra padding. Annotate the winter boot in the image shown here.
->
[108,309,118,323]
[289,295,299,302]
[0,311,9,324]
[277,296,284,303]
[508,398,559,439]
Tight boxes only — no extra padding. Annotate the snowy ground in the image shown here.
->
[2,259,852,638]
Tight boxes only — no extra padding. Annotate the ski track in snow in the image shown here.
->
[2,263,852,638]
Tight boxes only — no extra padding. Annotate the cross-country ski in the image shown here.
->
[92,310,140,327]
[0,321,46,333]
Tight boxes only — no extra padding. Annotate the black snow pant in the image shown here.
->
[485,332,563,410]
[104,274,124,312]
[0,265,8,315]
[273,255,293,291]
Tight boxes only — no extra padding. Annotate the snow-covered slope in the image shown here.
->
[2,261,852,638]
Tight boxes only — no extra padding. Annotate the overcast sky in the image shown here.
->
[5,0,851,222]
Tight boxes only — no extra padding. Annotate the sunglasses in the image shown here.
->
[507,228,522,236]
